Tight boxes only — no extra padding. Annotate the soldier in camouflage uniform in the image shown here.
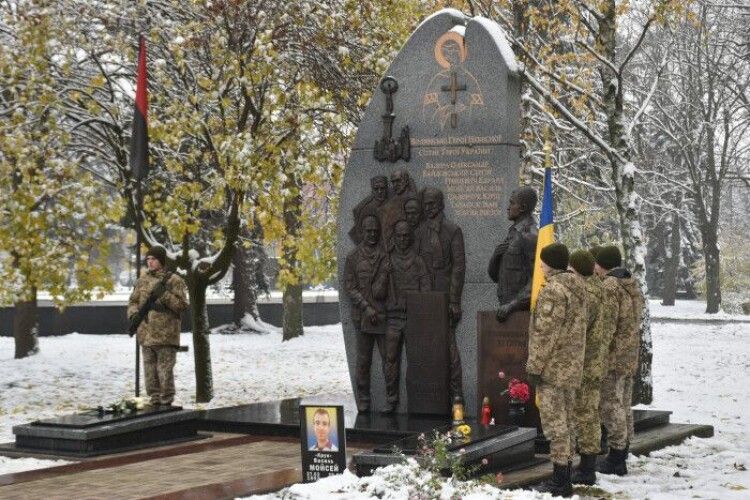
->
[128,245,189,406]
[594,245,645,476]
[526,243,588,497]
[568,250,616,485]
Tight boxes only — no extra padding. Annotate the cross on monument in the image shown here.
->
[441,70,467,129]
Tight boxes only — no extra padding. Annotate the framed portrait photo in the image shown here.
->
[299,405,346,482]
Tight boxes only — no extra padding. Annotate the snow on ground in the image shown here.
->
[2,318,749,499]
[0,325,350,445]
[649,299,750,322]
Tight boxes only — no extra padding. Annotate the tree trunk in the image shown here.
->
[281,169,304,341]
[232,220,269,327]
[188,278,213,402]
[14,287,39,359]
[282,284,304,341]
[661,212,680,306]
[232,245,259,326]
[703,232,721,314]
[598,0,652,404]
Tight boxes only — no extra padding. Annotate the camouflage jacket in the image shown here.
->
[604,268,645,376]
[581,275,616,384]
[527,270,588,388]
[128,270,189,346]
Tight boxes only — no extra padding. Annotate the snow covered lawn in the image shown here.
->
[0,325,350,444]
[2,319,749,499]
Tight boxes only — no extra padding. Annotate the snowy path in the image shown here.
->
[2,321,749,499]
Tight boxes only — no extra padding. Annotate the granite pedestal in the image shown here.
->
[199,395,538,477]
[7,406,203,457]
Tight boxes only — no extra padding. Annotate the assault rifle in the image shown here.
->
[128,272,172,337]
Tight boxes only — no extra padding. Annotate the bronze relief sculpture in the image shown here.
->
[487,187,539,321]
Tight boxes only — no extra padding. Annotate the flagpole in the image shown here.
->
[135,178,141,398]
[131,33,148,398]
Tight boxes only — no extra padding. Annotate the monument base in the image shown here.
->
[477,310,540,428]
[7,406,204,457]
[353,423,538,477]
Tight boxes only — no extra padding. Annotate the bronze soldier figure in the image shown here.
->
[383,220,431,413]
[417,187,466,402]
[343,215,389,412]
[487,187,539,321]
[349,176,389,244]
[378,169,417,248]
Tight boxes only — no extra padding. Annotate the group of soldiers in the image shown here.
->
[528,242,645,496]
[344,169,466,413]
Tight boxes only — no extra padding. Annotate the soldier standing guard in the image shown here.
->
[382,220,431,413]
[488,187,538,321]
[568,249,616,485]
[417,187,466,403]
[526,243,588,497]
[594,245,645,476]
[128,245,189,406]
[344,215,389,412]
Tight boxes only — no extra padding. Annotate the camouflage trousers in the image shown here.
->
[142,345,177,405]
[538,383,576,465]
[574,381,602,454]
[600,372,634,450]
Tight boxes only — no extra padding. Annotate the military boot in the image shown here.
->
[571,454,597,485]
[597,447,627,476]
[534,463,573,497]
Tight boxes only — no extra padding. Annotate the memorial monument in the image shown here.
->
[337,8,523,417]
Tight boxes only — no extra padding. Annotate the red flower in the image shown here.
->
[508,380,530,403]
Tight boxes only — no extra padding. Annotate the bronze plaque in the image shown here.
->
[405,291,450,415]
[477,310,540,427]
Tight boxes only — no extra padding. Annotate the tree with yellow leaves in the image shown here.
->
[0,0,122,359]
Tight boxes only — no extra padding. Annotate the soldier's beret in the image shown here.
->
[541,243,569,271]
[589,245,603,259]
[569,249,595,276]
[596,245,622,270]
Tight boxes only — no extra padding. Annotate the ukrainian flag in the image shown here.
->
[530,167,554,310]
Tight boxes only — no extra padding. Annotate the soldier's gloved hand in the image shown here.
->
[449,303,462,323]
[496,302,514,322]
[150,281,168,298]
[527,373,542,387]
[365,305,378,325]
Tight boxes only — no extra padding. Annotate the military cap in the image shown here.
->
[541,242,569,271]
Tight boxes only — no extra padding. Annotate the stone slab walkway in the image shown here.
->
[0,433,364,499]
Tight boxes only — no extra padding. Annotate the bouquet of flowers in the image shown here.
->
[498,371,531,404]
[95,396,149,416]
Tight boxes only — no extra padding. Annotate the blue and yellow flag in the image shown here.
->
[530,168,554,310]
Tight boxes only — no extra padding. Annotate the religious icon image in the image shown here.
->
[422,28,485,131]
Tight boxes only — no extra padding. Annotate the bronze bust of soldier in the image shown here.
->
[487,187,539,321]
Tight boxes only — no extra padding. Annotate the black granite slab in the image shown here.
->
[633,409,671,431]
[198,395,456,444]
[534,409,673,455]
[372,422,517,454]
[11,408,202,457]
[32,405,181,429]
[354,425,538,477]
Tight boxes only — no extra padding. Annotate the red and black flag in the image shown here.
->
[129,35,149,180]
